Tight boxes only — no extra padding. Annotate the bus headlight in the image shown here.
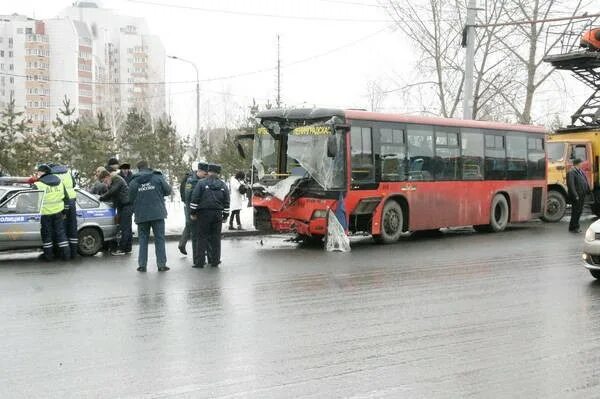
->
[311,210,327,219]
[585,227,596,242]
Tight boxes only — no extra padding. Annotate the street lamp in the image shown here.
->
[167,55,201,158]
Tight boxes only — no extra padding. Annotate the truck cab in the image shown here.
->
[544,130,600,222]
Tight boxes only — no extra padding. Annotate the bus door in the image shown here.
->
[569,143,592,188]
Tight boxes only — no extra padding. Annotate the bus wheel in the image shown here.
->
[590,270,600,280]
[474,194,509,233]
[373,200,403,244]
[541,190,566,222]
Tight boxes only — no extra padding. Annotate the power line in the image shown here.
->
[125,0,393,23]
[0,25,390,86]
[473,11,600,28]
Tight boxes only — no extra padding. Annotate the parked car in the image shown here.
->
[0,184,117,256]
[582,220,600,279]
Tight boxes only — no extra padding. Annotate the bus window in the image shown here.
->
[407,125,434,181]
[379,127,406,182]
[350,126,375,183]
[485,134,506,180]
[527,137,545,179]
[506,135,527,180]
[461,130,484,180]
[434,129,459,180]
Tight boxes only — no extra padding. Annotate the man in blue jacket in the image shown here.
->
[128,160,172,272]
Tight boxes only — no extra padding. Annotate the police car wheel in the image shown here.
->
[78,227,103,256]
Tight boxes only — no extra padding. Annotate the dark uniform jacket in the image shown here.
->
[99,174,130,208]
[179,170,191,202]
[567,167,590,201]
[128,168,172,223]
[189,176,230,216]
[184,174,200,206]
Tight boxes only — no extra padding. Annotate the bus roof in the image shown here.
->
[256,108,545,134]
[344,109,546,134]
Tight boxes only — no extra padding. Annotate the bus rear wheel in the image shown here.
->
[474,194,509,233]
[373,200,403,244]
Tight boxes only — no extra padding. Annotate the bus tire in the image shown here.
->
[541,190,567,222]
[474,194,509,233]
[373,200,403,244]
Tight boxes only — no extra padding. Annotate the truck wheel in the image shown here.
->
[474,194,509,233]
[78,227,103,256]
[373,201,403,244]
[541,190,567,222]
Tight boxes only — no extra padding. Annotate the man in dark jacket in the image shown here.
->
[177,168,193,255]
[567,158,590,233]
[99,170,133,254]
[128,160,172,272]
[33,164,71,261]
[189,163,229,268]
[118,163,134,185]
[182,162,208,266]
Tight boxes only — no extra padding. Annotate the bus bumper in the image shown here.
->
[271,217,327,236]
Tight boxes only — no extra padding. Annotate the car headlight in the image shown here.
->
[585,227,595,242]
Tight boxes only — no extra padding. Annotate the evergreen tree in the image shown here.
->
[0,97,34,175]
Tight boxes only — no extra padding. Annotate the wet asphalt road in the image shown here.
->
[2,217,600,398]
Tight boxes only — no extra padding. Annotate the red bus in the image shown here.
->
[250,108,546,243]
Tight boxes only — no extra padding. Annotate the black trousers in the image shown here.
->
[229,210,241,227]
[197,210,223,266]
[570,197,585,231]
[64,199,78,257]
[41,213,70,260]
[117,204,133,252]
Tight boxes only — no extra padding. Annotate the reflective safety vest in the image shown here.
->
[55,171,76,200]
[34,181,66,215]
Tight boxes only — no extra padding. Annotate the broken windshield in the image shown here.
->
[253,121,347,191]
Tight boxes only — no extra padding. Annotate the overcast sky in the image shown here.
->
[1,0,412,136]
[0,0,591,136]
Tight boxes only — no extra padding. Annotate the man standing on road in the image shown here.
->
[50,163,78,258]
[33,164,70,261]
[567,158,590,233]
[128,160,172,272]
[182,162,208,266]
[99,170,133,255]
[189,163,229,268]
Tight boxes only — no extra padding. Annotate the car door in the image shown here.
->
[0,190,44,250]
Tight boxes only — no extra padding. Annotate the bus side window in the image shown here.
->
[407,125,434,181]
[350,126,375,183]
[379,127,406,182]
[461,129,484,180]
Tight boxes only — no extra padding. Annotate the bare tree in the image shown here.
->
[382,0,597,123]
[365,79,388,112]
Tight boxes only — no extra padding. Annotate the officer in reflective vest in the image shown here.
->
[34,164,70,261]
[50,163,78,258]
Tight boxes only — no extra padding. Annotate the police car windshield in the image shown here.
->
[0,188,7,202]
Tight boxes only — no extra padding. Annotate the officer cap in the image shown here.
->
[37,164,52,174]
[198,162,209,172]
[107,157,119,167]
[207,163,221,174]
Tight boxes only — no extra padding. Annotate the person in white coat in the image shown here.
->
[228,171,247,230]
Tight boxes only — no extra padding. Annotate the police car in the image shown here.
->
[0,180,118,256]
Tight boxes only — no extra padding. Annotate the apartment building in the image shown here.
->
[0,14,50,127]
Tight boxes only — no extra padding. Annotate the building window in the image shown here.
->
[8,51,12,58]
[17,28,23,34]
[0,50,3,57]
[26,27,32,34]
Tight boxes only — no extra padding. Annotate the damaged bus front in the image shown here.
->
[251,109,347,238]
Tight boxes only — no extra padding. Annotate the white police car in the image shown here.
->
[0,182,118,256]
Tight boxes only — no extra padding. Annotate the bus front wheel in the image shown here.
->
[474,194,509,233]
[373,200,404,244]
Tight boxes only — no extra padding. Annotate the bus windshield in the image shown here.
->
[547,142,566,162]
[253,121,346,191]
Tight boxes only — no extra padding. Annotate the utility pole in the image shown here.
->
[276,34,281,108]
[462,0,477,120]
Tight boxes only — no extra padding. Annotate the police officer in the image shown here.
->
[182,162,208,266]
[34,164,70,261]
[50,163,78,258]
[189,163,229,268]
